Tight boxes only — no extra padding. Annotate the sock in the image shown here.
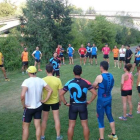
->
[41,136,45,139]
[112,133,116,136]
[57,136,60,138]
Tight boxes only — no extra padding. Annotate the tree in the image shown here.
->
[70,5,84,15]
[86,7,96,14]
[21,0,72,61]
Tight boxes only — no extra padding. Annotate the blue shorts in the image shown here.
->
[97,99,114,128]
[68,54,73,57]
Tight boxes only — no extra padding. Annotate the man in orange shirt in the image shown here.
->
[112,46,119,68]
[21,47,29,74]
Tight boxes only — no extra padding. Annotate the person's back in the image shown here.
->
[122,73,132,91]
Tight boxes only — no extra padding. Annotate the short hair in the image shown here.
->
[73,65,82,75]
[100,61,109,71]
[46,64,53,73]
[105,43,108,45]
[125,63,132,72]
[127,45,130,47]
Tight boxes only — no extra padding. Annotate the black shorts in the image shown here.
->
[22,61,28,66]
[53,70,60,76]
[92,55,97,59]
[121,90,132,96]
[22,105,42,123]
[60,55,64,58]
[114,57,118,60]
[80,54,85,58]
[119,57,125,61]
[35,59,40,63]
[43,102,59,112]
[136,60,140,66]
[0,65,3,67]
[69,103,88,120]
[86,52,91,58]
[125,58,131,64]
[137,86,140,93]
[134,59,136,64]
[104,54,109,59]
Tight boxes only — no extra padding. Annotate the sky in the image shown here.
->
[0,0,140,12]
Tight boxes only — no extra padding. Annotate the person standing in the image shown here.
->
[93,61,118,140]
[41,64,63,140]
[67,44,75,65]
[0,51,10,81]
[56,45,61,57]
[60,65,97,140]
[32,46,42,71]
[21,66,52,140]
[137,70,140,114]
[59,45,65,65]
[91,43,98,65]
[119,64,133,120]
[102,44,111,64]
[125,45,133,64]
[119,45,126,69]
[21,47,29,74]
[50,52,61,78]
[86,43,92,64]
[78,44,87,65]
[135,46,140,75]
[112,46,119,68]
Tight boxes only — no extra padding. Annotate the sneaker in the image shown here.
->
[5,78,10,81]
[38,69,42,72]
[41,137,45,140]
[119,116,127,121]
[56,135,63,140]
[126,113,133,118]
[137,111,140,114]
[108,134,118,140]
[22,72,24,75]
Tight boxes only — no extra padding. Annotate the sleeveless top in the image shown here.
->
[122,73,132,91]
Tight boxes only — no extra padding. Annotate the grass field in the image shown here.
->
[0,52,140,140]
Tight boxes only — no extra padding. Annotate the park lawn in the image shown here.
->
[0,52,140,140]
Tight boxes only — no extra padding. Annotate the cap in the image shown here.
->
[26,66,37,73]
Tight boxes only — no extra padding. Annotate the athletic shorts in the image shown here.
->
[136,60,140,66]
[104,54,109,59]
[53,70,60,76]
[35,59,40,63]
[92,55,97,59]
[121,90,132,96]
[137,86,140,93]
[125,58,131,64]
[60,55,64,58]
[42,102,59,112]
[86,52,91,58]
[22,61,28,66]
[80,54,85,58]
[69,103,88,120]
[119,57,125,61]
[22,105,42,123]
[0,65,3,67]
[68,54,73,57]
[114,57,118,60]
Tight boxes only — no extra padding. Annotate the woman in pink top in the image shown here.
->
[102,44,111,64]
[119,64,133,121]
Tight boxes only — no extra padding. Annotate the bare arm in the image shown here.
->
[121,75,124,90]
[41,85,53,103]
[131,75,134,87]
[93,75,102,89]
[137,71,140,86]
[58,89,62,106]
[21,86,28,108]
[60,89,70,106]
[32,53,35,58]
[21,52,23,59]
[87,88,97,105]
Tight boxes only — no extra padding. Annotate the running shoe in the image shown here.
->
[41,137,45,140]
[5,78,10,81]
[126,114,133,118]
[137,111,140,114]
[22,72,24,75]
[38,69,42,72]
[119,116,127,121]
[108,134,118,140]
[56,135,63,140]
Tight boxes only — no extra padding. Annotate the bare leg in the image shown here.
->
[38,62,40,70]
[119,61,122,69]
[122,97,127,117]
[117,60,119,68]
[127,95,133,115]
[80,57,82,65]
[22,122,30,140]
[110,122,115,134]
[84,57,86,65]
[72,57,74,64]
[34,119,41,140]
[114,60,116,67]
[63,57,65,64]
[34,61,37,67]
[1,67,7,78]
[95,58,97,65]
[22,65,25,72]
[68,120,76,140]
[99,128,104,139]
[81,120,90,140]
[69,58,71,64]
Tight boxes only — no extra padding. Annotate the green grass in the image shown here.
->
[0,52,140,140]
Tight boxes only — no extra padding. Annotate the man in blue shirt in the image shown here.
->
[60,65,97,140]
[67,44,75,65]
[93,61,118,140]
[32,46,42,71]
[50,52,61,78]
[91,43,98,65]
[136,46,140,69]
[86,43,92,64]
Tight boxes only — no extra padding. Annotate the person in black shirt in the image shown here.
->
[125,45,133,64]
[60,65,97,140]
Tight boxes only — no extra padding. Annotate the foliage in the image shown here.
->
[86,7,96,14]
[69,5,84,14]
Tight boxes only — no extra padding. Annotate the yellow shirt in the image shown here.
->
[42,76,63,104]
[0,52,3,65]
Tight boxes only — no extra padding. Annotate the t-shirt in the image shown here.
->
[56,48,61,55]
[112,48,119,57]
[136,51,140,61]
[22,51,28,62]
[32,50,41,60]
[50,57,60,71]
[63,78,93,104]
[91,47,98,55]
[67,47,74,54]
[0,52,3,65]
[79,48,87,55]
[21,77,47,109]
[125,49,133,59]
[119,48,126,57]
[102,47,110,55]
[42,76,63,104]
[86,46,91,53]
[60,48,64,56]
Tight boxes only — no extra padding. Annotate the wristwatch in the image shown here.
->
[64,102,67,105]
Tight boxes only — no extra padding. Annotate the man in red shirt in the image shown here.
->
[56,45,61,57]
[102,44,111,64]
[78,44,87,65]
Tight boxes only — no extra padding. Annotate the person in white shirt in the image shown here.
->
[21,66,52,140]
[119,45,126,69]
